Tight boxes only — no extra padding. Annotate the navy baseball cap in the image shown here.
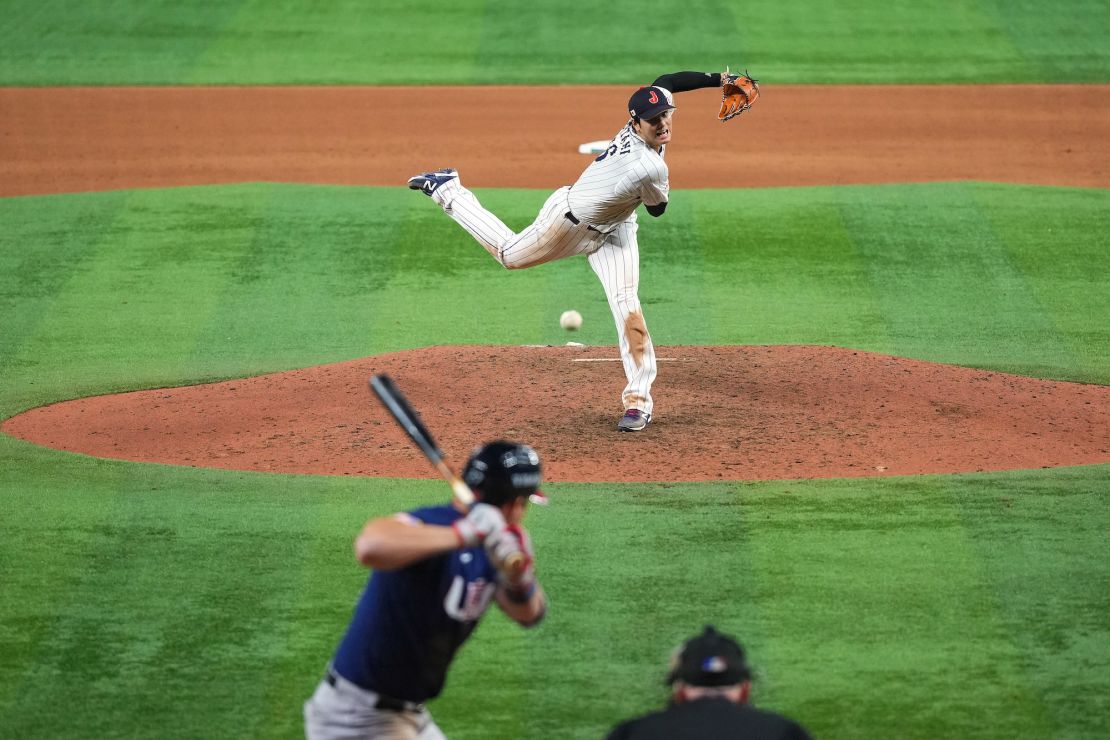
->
[628,85,676,120]
[666,626,752,687]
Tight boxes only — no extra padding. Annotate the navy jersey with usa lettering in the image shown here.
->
[330,504,500,702]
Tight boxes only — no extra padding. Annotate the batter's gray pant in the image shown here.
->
[304,670,446,740]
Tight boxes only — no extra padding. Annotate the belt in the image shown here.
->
[325,668,423,712]
[564,211,602,233]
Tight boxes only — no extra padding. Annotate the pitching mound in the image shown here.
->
[4,345,1108,482]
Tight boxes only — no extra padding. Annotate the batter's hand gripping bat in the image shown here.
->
[369,374,527,576]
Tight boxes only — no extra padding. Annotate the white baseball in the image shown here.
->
[559,310,582,331]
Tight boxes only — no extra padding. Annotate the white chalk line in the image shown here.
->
[572,358,686,362]
[517,345,690,362]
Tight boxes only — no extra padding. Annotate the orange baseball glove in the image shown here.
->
[719,68,760,122]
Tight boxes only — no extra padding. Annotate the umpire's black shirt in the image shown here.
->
[606,697,814,740]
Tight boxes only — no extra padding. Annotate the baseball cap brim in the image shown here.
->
[637,102,677,120]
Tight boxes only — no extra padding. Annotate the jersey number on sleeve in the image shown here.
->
[594,143,618,162]
[596,129,634,162]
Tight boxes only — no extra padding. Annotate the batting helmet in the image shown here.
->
[462,440,544,507]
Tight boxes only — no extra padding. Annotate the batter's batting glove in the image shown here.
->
[452,503,507,548]
[486,524,537,602]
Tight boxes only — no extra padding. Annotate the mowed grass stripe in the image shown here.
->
[0,446,131,723]
[2,187,270,413]
[0,0,246,85]
[740,0,1030,83]
[978,0,1110,82]
[681,189,895,349]
[0,192,131,412]
[186,0,486,86]
[971,185,1110,381]
[2,1,1109,83]
[742,477,1055,738]
[842,182,1086,375]
[950,467,1110,738]
[6,468,265,739]
[180,184,423,378]
[0,448,423,738]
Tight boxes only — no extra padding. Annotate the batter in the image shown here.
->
[408,70,729,432]
[304,441,547,739]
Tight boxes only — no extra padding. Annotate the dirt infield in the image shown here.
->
[2,85,1109,196]
[4,346,1109,482]
[3,84,1108,481]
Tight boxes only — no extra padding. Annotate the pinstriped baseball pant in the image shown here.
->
[433,181,657,415]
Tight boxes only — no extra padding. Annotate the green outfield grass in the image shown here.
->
[1,448,1107,739]
[1,0,1109,84]
[1,182,1108,738]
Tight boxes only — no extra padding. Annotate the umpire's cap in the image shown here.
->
[462,440,547,506]
[667,626,752,687]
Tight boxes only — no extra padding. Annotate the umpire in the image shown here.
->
[605,626,814,740]
[304,440,548,740]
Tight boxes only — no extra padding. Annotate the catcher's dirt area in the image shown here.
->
[3,85,1110,481]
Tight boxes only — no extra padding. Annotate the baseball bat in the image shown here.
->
[369,374,474,507]
[368,374,527,577]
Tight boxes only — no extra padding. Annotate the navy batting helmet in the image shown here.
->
[462,440,544,506]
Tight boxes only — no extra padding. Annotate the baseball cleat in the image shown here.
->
[407,168,459,196]
[617,409,651,432]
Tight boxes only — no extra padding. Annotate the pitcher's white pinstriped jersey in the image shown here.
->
[411,71,726,426]
[568,123,669,231]
[425,126,662,417]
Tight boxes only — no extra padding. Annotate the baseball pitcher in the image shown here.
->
[408,69,759,432]
[304,441,547,739]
